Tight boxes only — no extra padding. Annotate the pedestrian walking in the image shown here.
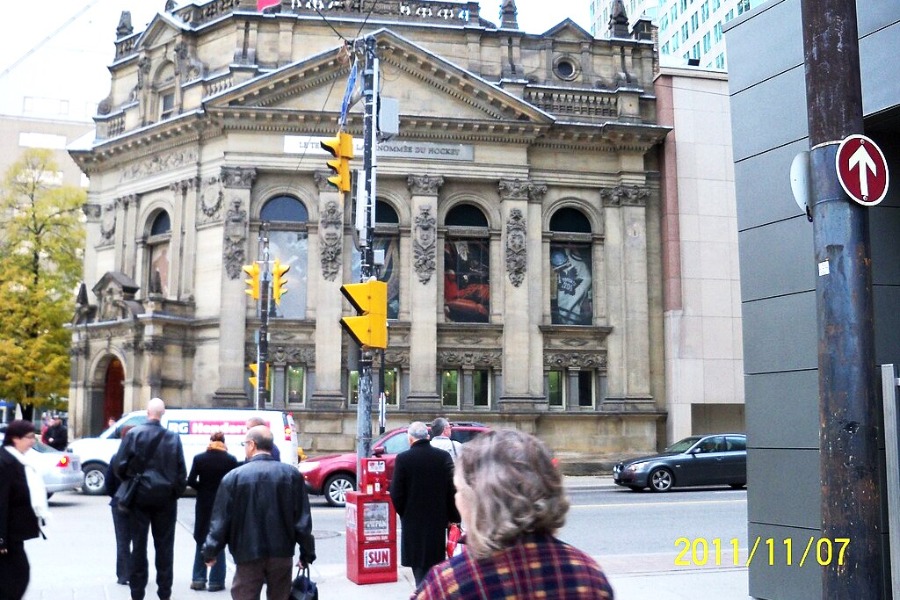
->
[0,420,46,600]
[106,425,135,586]
[429,417,462,462]
[389,421,459,586]
[44,416,68,451]
[188,431,238,592]
[414,429,615,599]
[245,416,281,461]
[202,425,315,600]
[113,398,186,600]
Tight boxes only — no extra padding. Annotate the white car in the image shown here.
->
[0,431,85,498]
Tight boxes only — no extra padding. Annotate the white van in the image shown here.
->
[69,408,299,495]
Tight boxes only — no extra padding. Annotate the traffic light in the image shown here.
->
[340,279,388,349]
[272,259,290,305]
[320,132,354,192]
[243,263,260,300]
[248,363,270,389]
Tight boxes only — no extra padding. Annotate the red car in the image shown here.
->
[298,422,489,506]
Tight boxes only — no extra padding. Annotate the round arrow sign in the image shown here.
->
[835,134,889,206]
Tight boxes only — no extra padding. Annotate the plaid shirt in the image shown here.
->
[412,533,614,600]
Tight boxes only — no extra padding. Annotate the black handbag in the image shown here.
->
[290,566,318,600]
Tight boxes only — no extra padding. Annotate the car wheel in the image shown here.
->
[648,468,674,492]
[324,474,356,507]
[81,463,108,495]
[627,485,644,492]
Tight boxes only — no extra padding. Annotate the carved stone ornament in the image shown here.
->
[505,208,526,287]
[438,350,502,368]
[600,185,650,207]
[83,204,101,220]
[100,204,117,241]
[120,149,198,182]
[412,205,437,284]
[174,40,205,82]
[407,174,444,196]
[543,352,606,369]
[314,171,334,192]
[199,178,224,221]
[220,166,257,189]
[319,200,343,282]
[223,199,247,280]
[270,346,316,367]
[498,179,547,202]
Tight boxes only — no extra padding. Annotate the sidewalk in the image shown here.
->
[22,490,749,600]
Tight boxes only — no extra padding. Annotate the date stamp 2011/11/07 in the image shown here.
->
[674,537,850,567]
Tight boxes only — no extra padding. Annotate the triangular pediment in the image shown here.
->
[206,29,554,126]
[542,19,595,41]
[133,12,189,52]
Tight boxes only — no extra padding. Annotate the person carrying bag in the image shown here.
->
[114,429,165,514]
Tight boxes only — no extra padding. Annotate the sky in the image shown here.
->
[0,0,593,121]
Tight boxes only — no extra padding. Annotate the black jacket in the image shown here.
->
[0,449,40,550]
[389,439,459,569]
[113,420,186,505]
[188,448,238,543]
[45,424,68,451]
[202,453,315,565]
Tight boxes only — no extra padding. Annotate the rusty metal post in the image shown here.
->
[800,0,883,596]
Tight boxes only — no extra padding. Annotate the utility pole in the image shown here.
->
[355,35,379,465]
[256,225,271,410]
[800,0,882,596]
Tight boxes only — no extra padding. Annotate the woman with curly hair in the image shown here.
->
[413,428,614,599]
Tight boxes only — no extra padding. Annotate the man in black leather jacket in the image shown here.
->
[202,425,315,600]
[113,398,186,600]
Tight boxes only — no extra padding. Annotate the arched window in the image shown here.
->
[443,204,490,323]
[549,207,593,325]
[147,210,171,296]
[261,195,309,319]
[154,62,177,121]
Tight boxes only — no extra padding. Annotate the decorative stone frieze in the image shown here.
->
[223,199,247,280]
[220,166,256,189]
[412,205,437,284]
[438,350,502,368]
[319,200,342,282]
[198,177,224,223]
[543,352,607,369]
[270,346,316,367]
[407,174,443,196]
[505,208,526,287]
[600,185,650,207]
[498,178,547,202]
[120,150,199,182]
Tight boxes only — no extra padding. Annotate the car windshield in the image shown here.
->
[378,430,411,455]
[665,436,703,453]
[30,440,59,453]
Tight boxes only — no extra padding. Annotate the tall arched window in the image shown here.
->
[147,210,171,296]
[352,200,400,319]
[549,207,593,325]
[261,195,308,319]
[443,204,490,323]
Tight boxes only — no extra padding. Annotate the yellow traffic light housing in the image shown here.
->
[272,259,290,305]
[243,263,261,300]
[320,132,354,192]
[340,279,388,349]
[248,363,271,389]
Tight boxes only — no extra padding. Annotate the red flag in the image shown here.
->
[257,0,280,10]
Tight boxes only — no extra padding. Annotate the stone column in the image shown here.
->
[213,166,256,406]
[121,194,139,276]
[404,175,443,410]
[310,172,346,409]
[498,179,548,411]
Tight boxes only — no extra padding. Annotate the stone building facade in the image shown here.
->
[68,0,669,458]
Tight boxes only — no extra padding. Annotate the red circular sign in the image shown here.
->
[835,134,890,206]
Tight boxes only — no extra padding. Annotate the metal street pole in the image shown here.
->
[356,35,379,466]
[256,225,271,410]
[800,0,882,596]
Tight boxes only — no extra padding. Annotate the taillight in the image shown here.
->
[56,456,70,468]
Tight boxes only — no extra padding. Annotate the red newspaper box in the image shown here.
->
[359,457,389,494]
[345,490,397,584]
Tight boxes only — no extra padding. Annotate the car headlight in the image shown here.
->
[297,461,320,474]
[626,462,648,473]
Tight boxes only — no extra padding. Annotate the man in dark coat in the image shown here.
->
[44,416,68,451]
[113,398,186,600]
[187,431,237,591]
[389,421,459,586]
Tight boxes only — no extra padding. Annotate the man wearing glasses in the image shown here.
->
[202,425,315,599]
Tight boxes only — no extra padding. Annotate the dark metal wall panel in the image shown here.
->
[739,218,814,301]
[730,67,808,162]
[860,25,900,116]
[747,522,823,600]
[741,293,817,374]
[745,371,819,449]
[724,0,802,95]
[734,140,810,231]
[747,448,820,528]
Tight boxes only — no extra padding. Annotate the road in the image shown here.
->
[22,478,749,599]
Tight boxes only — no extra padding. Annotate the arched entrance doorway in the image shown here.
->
[103,358,125,425]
